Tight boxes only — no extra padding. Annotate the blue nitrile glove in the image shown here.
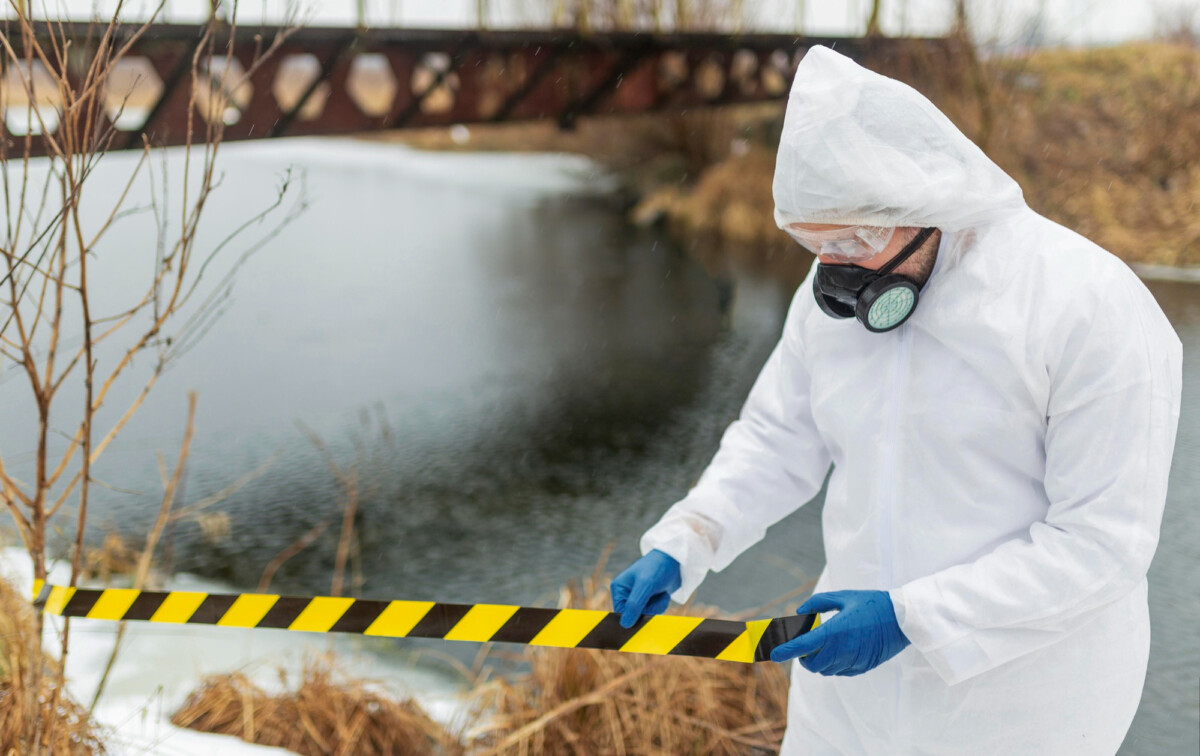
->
[769,590,910,676]
[610,549,683,629]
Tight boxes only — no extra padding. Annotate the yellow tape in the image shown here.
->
[32,583,816,663]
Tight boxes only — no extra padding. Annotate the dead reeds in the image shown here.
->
[168,559,803,755]
[170,658,463,756]
[987,42,1200,266]
[0,572,103,755]
[626,39,1200,271]
[467,571,791,755]
[473,647,788,754]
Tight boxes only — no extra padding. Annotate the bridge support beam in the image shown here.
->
[1,23,957,158]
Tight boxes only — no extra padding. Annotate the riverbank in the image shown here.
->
[377,40,1200,272]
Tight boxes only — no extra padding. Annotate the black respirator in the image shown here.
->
[813,227,937,333]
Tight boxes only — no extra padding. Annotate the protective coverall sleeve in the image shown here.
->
[890,269,1183,685]
[640,285,833,602]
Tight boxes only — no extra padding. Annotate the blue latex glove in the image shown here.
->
[610,549,683,629]
[769,590,910,676]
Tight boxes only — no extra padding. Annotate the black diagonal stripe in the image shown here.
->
[123,591,169,621]
[61,589,102,618]
[754,613,817,662]
[329,599,390,634]
[406,603,472,639]
[667,618,746,659]
[576,612,651,651]
[188,594,239,624]
[489,607,559,645]
[256,596,313,629]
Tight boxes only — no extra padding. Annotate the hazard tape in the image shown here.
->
[33,581,816,663]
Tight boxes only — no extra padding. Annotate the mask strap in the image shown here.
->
[876,227,937,276]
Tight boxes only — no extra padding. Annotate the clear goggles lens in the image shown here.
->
[784,225,896,263]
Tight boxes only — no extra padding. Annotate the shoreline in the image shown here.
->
[374,39,1200,274]
[1130,263,1200,283]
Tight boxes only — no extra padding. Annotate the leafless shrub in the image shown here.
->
[0,4,301,751]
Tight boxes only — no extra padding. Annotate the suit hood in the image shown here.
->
[772,46,1025,233]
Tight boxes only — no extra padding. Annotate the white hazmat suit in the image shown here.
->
[640,46,1182,754]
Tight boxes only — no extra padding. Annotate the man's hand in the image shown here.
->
[610,549,682,629]
[770,590,910,675]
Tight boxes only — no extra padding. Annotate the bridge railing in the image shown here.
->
[1,22,955,158]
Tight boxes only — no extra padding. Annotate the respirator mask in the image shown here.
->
[806,226,937,333]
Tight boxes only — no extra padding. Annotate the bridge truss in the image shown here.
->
[1,22,954,158]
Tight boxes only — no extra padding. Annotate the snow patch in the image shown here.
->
[1,548,469,755]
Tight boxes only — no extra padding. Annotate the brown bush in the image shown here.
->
[169,566,804,755]
[171,658,461,755]
[988,42,1200,266]
[79,534,140,584]
[467,575,791,755]
[0,575,104,755]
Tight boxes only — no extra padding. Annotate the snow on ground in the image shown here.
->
[229,137,619,198]
[1,547,471,755]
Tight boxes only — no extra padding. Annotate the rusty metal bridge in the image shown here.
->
[2,22,952,158]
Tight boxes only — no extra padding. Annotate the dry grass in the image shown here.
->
[171,657,462,755]
[466,573,791,755]
[0,574,104,755]
[634,144,813,287]
[78,534,140,584]
[988,42,1200,266]
[628,41,1200,269]
[169,566,801,755]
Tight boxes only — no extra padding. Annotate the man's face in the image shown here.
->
[789,223,921,270]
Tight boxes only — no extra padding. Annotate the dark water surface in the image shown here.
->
[0,140,1194,753]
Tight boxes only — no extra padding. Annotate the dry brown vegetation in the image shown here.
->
[468,573,792,755]
[634,41,1200,269]
[988,42,1200,266]
[171,658,460,756]
[170,566,802,755]
[391,40,1200,271]
[473,645,788,755]
[0,6,299,751]
[0,573,103,755]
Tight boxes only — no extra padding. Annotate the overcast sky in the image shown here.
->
[4,0,1197,45]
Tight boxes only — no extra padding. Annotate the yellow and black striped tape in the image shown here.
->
[33,581,816,663]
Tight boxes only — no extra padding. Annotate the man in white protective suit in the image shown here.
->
[609,46,1182,754]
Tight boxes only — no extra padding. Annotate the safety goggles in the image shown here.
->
[783,224,896,263]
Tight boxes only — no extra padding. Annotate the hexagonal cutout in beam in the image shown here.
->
[2,60,63,136]
[195,56,253,126]
[347,53,398,117]
[731,50,759,95]
[475,53,515,119]
[411,53,459,115]
[104,56,164,131]
[694,57,726,101]
[657,52,689,92]
[273,53,330,121]
[762,50,791,96]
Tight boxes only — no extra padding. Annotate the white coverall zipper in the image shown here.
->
[879,325,910,589]
[881,324,912,748]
